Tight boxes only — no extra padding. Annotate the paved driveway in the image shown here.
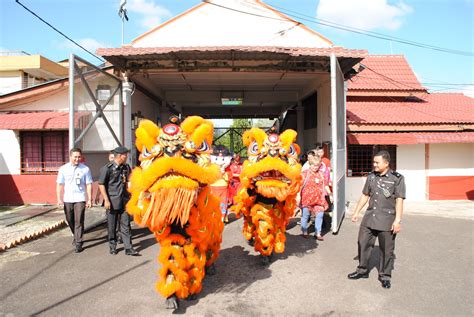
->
[0,211,473,316]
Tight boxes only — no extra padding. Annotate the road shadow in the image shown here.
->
[82,223,155,253]
[351,246,383,275]
[172,224,319,313]
[29,260,151,316]
[172,245,272,313]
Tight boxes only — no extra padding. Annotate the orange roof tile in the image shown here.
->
[0,111,90,130]
[97,46,367,59]
[348,132,474,144]
[347,55,425,91]
[347,93,474,125]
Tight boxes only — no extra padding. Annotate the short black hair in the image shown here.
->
[314,143,324,151]
[70,147,82,155]
[375,150,391,163]
[307,150,316,156]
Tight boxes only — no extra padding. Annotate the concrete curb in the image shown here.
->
[0,220,66,252]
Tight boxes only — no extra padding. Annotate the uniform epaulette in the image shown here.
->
[106,162,114,168]
[391,171,402,178]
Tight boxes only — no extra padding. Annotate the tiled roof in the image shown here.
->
[0,111,90,130]
[347,132,474,144]
[347,93,474,125]
[97,46,368,59]
[347,55,425,91]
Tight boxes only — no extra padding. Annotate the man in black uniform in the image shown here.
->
[348,150,405,289]
[98,146,139,256]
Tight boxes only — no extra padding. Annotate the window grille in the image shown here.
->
[347,144,397,177]
[21,131,68,174]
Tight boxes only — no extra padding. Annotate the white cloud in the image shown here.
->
[60,38,109,52]
[127,0,172,29]
[316,0,413,31]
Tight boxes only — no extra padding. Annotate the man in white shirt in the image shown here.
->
[56,148,93,253]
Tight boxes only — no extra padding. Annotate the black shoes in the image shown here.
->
[378,277,391,289]
[347,271,369,279]
[125,248,140,256]
[75,245,83,253]
[109,245,118,255]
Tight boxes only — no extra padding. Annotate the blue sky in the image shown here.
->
[1,0,473,96]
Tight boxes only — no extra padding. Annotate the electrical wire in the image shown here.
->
[202,0,473,57]
[15,0,105,63]
[266,2,473,57]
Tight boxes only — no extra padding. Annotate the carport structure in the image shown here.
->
[89,0,367,232]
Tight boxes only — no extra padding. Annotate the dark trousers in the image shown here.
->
[107,209,132,250]
[357,225,396,280]
[64,202,85,246]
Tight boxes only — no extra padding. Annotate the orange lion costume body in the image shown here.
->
[232,128,302,264]
[126,116,224,309]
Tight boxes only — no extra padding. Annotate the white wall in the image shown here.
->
[0,130,20,175]
[9,88,68,111]
[428,143,474,176]
[0,71,22,95]
[346,144,427,201]
[397,144,426,201]
[346,176,367,202]
[133,0,331,48]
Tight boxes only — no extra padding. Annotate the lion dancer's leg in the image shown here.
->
[272,198,296,254]
[250,203,275,264]
[242,214,256,246]
[155,232,191,309]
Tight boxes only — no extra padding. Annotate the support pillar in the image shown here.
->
[122,80,133,165]
[296,102,304,150]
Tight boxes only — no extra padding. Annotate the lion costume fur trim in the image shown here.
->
[232,127,302,257]
[127,117,223,300]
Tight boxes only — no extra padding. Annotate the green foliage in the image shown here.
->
[213,119,251,156]
[213,119,274,157]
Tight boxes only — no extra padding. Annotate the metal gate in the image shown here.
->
[330,53,347,233]
[68,54,123,151]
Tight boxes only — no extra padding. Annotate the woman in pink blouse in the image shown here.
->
[300,152,333,240]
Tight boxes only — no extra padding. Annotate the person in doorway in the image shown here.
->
[98,146,139,256]
[56,147,93,253]
[300,152,333,240]
[348,150,405,289]
[227,153,242,215]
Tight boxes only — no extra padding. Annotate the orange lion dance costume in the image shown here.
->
[126,116,224,309]
[232,128,302,264]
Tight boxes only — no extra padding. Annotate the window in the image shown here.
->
[21,131,68,174]
[347,144,397,177]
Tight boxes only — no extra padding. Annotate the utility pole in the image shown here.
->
[118,0,128,46]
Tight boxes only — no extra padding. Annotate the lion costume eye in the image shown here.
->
[288,144,296,156]
[142,146,152,158]
[196,140,210,152]
[249,141,259,154]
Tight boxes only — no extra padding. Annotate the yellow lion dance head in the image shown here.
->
[127,116,221,231]
[232,128,302,257]
[239,128,302,202]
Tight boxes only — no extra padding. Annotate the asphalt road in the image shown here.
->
[0,212,473,316]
